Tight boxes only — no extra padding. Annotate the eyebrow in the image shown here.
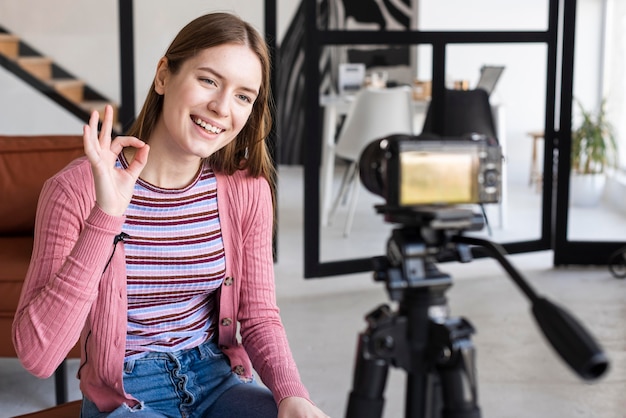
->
[198,66,259,97]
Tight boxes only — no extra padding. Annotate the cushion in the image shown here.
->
[0,135,84,235]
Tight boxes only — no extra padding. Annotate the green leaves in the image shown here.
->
[571,99,618,175]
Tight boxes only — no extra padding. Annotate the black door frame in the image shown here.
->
[303,0,563,278]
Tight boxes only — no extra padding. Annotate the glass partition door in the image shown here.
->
[302,0,564,278]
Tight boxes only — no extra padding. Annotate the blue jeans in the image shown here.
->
[80,339,278,418]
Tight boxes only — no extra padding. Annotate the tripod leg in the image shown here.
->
[406,371,434,418]
[436,319,481,418]
[345,333,389,418]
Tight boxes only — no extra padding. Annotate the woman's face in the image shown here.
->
[153,43,263,161]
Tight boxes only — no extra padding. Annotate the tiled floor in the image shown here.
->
[2,166,625,417]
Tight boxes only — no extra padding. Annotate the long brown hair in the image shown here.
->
[127,12,275,185]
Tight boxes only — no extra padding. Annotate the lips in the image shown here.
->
[192,116,224,134]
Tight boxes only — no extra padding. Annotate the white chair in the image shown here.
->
[326,86,414,237]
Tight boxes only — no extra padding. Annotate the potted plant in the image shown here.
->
[570,99,618,207]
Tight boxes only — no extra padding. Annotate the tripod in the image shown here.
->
[345,224,480,418]
[345,207,609,418]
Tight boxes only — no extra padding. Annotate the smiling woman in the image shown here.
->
[12,12,329,418]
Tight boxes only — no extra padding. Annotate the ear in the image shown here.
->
[154,57,169,95]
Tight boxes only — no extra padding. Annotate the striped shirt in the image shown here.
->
[117,156,225,360]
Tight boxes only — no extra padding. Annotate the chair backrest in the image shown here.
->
[422,88,497,140]
[335,86,414,162]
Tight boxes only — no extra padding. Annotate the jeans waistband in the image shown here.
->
[124,336,220,367]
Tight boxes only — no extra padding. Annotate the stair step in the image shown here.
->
[0,34,20,58]
[16,56,53,80]
[49,78,85,102]
[80,100,120,125]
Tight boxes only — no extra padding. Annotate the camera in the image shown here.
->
[359,133,503,209]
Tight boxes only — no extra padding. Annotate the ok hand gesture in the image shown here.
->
[83,105,150,216]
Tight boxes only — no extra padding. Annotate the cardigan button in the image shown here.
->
[224,277,234,286]
[233,365,245,375]
[221,317,233,326]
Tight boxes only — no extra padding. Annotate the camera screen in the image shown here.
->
[399,150,478,205]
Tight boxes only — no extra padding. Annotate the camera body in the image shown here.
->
[359,133,502,209]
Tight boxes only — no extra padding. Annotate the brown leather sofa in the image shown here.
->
[0,135,84,407]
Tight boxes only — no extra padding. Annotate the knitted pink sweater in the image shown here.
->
[12,156,309,411]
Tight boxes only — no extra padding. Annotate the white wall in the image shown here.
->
[603,0,626,167]
[0,0,605,187]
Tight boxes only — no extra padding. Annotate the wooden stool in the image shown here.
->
[527,131,544,192]
[12,400,81,417]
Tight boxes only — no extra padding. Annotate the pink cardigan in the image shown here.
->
[12,156,309,411]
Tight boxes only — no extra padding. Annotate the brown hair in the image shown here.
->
[127,12,275,185]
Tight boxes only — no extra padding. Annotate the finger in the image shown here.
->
[83,119,101,162]
[88,110,100,140]
[82,124,94,158]
[99,104,114,143]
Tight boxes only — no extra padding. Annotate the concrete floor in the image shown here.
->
[2,166,625,417]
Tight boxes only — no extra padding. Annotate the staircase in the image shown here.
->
[0,26,120,132]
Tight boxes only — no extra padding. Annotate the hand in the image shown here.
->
[278,396,330,418]
[83,105,150,216]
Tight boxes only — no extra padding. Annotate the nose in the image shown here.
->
[208,91,229,117]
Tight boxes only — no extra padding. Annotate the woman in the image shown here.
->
[13,12,328,418]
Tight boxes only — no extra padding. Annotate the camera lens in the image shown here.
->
[359,139,387,198]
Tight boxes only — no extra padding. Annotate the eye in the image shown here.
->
[237,94,253,104]
[199,77,217,86]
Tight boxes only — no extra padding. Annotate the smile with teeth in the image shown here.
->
[194,117,224,134]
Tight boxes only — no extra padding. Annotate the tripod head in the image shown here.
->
[371,205,482,303]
